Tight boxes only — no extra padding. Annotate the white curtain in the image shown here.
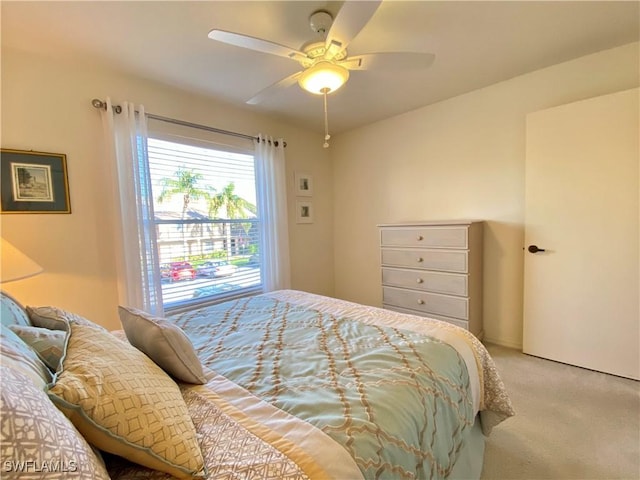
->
[255,135,291,291]
[100,98,163,315]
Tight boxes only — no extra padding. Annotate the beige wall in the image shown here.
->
[331,42,639,348]
[3,41,638,342]
[1,47,332,330]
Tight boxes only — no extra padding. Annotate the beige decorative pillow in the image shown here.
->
[48,322,205,479]
[8,325,66,371]
[0,365,111,479]
[26,306,107,332]
[118,306,207,384]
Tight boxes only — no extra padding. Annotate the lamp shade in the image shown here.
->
[1,238,43,283]
[298,61,349,95]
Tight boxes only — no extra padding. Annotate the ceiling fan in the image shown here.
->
[208,1,435,147]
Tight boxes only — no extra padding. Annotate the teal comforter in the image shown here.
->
[173,295,475,479]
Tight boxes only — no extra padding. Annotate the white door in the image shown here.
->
[523,88,639,380]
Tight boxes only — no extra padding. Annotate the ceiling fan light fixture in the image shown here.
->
[298,61,349,95]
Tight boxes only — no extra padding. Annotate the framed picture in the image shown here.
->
[294,172,313,197]
[296,201,313,224]
[1,149,71,214]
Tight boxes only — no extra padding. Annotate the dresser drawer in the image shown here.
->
[382,267,468,296]
[384,305,470,330]
[382,286,469,319]
[381,248,468,273]
[381,226,468,248]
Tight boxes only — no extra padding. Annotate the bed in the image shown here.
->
[0,289,514,480]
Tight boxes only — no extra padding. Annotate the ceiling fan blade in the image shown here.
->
[325,0,382,60]
[208,29,307,63]
[339,52,436,71]
[246,71,303,105]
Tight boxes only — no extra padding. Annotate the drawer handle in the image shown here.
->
[417,299,425,305]
[416,278,424,284]
[417,257,423,263]
[416,235,424,241]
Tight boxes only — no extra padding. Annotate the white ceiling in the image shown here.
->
[2,1,638,134]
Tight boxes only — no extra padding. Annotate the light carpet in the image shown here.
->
[480,344,640,480]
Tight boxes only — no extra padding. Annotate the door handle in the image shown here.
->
[528,245,546,253]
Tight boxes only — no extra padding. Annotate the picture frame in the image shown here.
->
[1,149,71,214]
[294,172,313,197]
[296,201,313,224]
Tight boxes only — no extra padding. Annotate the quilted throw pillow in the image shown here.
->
[47,322,205,479]
[0,365,111,479]
[118,306,207,384]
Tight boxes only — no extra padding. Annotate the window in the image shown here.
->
[147,137,261,309]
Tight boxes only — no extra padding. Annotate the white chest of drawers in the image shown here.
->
[379,221,483,338]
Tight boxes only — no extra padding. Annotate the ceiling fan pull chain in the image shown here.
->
[322,87,331,148]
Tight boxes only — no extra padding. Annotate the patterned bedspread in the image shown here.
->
[109,290,514,480]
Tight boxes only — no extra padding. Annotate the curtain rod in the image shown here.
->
[91,98,286,148]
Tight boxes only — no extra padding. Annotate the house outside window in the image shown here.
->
[147,137,261,309]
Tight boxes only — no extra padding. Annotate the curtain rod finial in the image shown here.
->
[92,98,106,109]
[92,98,121,114]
